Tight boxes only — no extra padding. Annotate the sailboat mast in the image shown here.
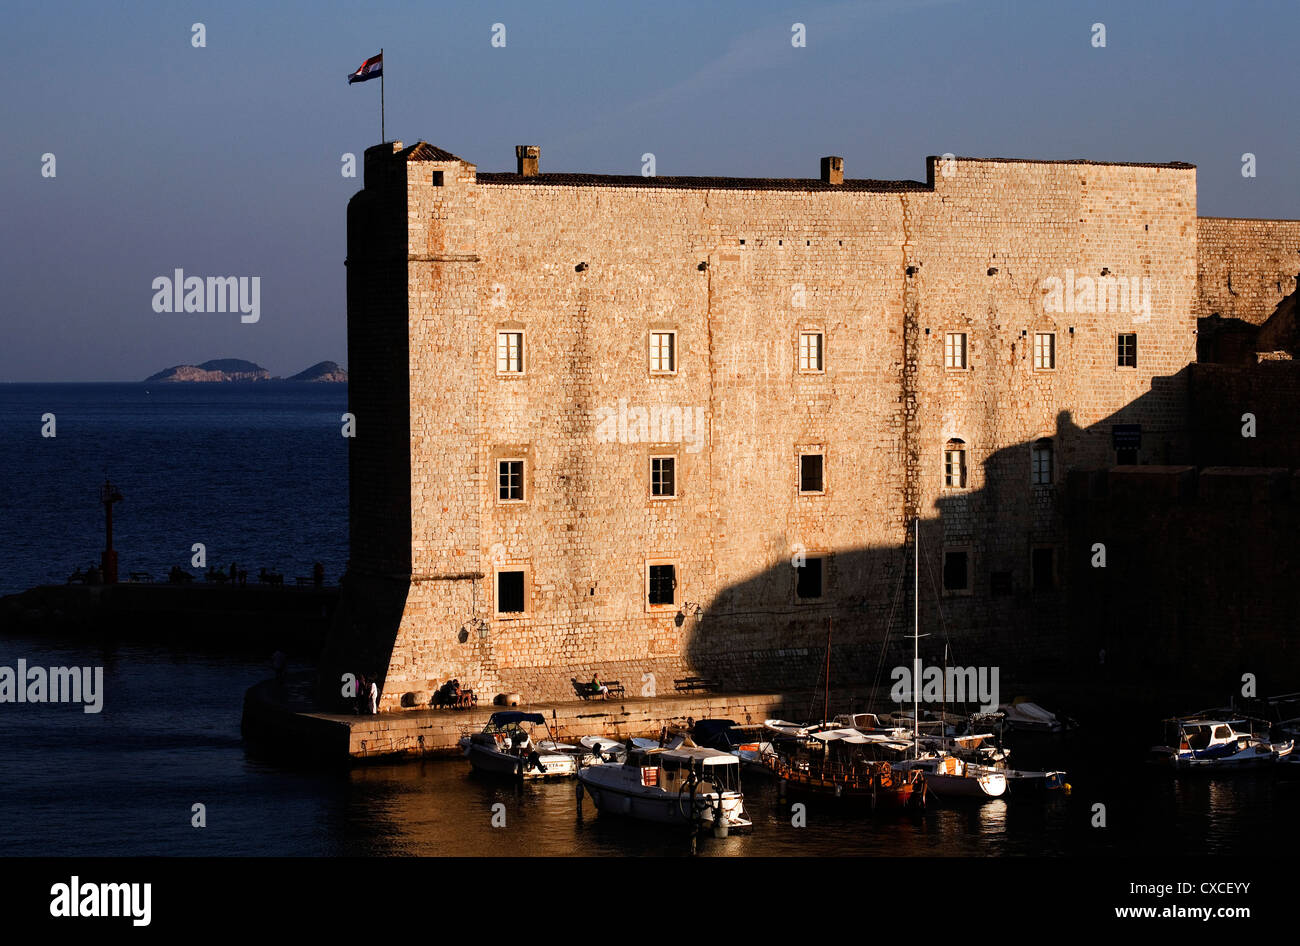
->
[823,617,832,725]
[913,517,919,759]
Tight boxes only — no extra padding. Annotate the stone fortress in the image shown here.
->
[323,140,1300,712]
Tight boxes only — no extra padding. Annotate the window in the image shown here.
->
[1031,439,1054,486]
[799,453,825,494]
[944,332,968,369]
[650,456,676,498]
[496,331,523,374]
[799,332,824,372]
[497,459,524,502]
[649,331,676,374]
[1033,332,1056,370]
[796,556,824,600]
[1032,547,1056,591]
[496,568,526,615]
[943,439,967,489]
[647,564,677,607]
[1117,333,1137,367]
[942,549,970,594]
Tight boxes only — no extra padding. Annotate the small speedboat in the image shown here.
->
[578,744,752,837]
[1149,715,1293,771]
[460,711,579,779]
[1002,769,1068,796]
[692,719,776,770]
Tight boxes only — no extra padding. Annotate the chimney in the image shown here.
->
[516,145,540,177]
[820,156,844,185]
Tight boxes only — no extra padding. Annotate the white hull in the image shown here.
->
[463,742,578,779]
[579,769,749,829]
[926,770,1006,798]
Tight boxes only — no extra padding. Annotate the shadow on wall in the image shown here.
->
[678,364,1299,714]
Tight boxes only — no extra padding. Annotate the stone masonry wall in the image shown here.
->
[1196,216,1300,324]
[353,145,1203,710]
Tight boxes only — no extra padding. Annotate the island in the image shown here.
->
[143,359,347,382]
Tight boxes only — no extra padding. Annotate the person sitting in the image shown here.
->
[591,674,610,699]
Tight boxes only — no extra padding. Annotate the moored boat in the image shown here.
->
[1148,715,1293,771]
[460,711,579,779]
[764,728,928,809]
[577,744,752,836]
[893,754,1006,799]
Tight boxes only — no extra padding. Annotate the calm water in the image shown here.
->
[0,383,348,595]
[2,384,1298,856]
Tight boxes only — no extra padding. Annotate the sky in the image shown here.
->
[1,0,1296,381]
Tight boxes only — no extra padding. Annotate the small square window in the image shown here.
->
[431,171,444,186]
[945,332,968,370]
[648,564,676,607]
[496,569,526,615]
[649,331,676,374]
[650,456,676,498]
[1034,332,1056,370]
[496,331,524,374]
[799,453,824,494]
[1117,333,1137,368]
[796,556,824,599]
[943,550,970,594]
[799,332,824,372]
[1032,547,1056,591]
[498,459,524,502]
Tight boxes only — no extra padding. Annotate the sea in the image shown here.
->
[1,383,1298,859]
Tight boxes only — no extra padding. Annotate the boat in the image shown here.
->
[578,735,626,763]
[577,743,753,836]
[764,728,928,808]
[460,711,579,779]
[1148,715,1293,771]
[893,754,1006,799]
[692,719,776,770]
[998,700,1074,735]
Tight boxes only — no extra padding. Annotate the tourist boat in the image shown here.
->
[892,754,1006,799]
[577,743,752,836]
[460,711,579,779]
[1148,715,1294,771]
[764,728,928,809]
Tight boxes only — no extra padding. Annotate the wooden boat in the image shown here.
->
[764,728,927,809]
[577,744,752,837]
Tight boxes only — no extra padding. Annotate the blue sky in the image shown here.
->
[1,0,1296,381]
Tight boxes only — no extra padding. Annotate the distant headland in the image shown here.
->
[144,359,347,383]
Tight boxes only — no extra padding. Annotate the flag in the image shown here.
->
[347,52,383,84]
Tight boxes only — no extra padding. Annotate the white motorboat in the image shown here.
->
[460,711,579,779]
[1149,716,1293,771]
[579,735,626,763]
[577,744,752,836]
[1002,769,1068,796]
[893,754,1007,799]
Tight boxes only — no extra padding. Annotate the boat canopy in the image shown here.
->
[487,711,546,726]
[809,728,873,744]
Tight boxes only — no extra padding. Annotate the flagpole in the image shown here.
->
[380,47,385,143]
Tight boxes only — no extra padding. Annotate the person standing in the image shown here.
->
[355,673,367,714]
[369,676,379,715]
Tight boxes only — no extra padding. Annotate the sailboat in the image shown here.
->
[889,518,1007,800]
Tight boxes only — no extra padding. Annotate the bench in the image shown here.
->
[674,676,718,694]
[572,678,625,700]
[129,572,154,583]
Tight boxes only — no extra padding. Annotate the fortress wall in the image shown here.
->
[357,147,1204,708]
[1196,216,1300,323]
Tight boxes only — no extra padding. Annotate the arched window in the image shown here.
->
[943,439,967,488]
[1032,438,1054,485]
